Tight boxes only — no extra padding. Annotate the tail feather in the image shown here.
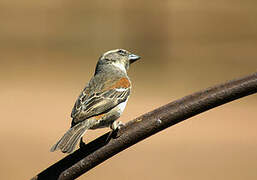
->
[62,127,86,153]
[50,122,88,153]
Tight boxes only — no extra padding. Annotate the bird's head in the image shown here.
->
[96,49,140,73]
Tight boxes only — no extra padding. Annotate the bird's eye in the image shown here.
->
[118,50,126,56]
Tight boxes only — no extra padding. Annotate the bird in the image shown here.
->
[50,49,140,153]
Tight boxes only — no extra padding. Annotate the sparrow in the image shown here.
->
[50,49,140,153]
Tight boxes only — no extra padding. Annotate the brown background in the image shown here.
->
[0,0,257,179]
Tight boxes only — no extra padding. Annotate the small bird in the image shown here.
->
[50,49,140,153]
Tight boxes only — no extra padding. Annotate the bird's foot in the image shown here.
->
[111,121,124,131]
[106,121,124,141]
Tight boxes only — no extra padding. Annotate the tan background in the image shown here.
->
[0,0,257,179]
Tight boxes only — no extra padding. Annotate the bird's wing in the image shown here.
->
[71,76,131,125]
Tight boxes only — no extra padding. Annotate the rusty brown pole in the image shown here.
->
[32,72,257,180]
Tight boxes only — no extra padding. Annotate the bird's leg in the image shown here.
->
[106,121,124,142]
[111,121,124,131]
[79,137,86,148]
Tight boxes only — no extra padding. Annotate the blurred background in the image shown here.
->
[0,0,257,179]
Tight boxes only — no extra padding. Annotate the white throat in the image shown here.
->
[113,62,127,72]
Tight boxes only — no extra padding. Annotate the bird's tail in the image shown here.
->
[50,122,88,153]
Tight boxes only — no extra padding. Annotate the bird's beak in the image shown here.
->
[128,54,141,64]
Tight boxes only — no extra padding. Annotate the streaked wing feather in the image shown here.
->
[72,88,130,124]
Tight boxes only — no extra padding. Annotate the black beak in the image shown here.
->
[128,54,141,64]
